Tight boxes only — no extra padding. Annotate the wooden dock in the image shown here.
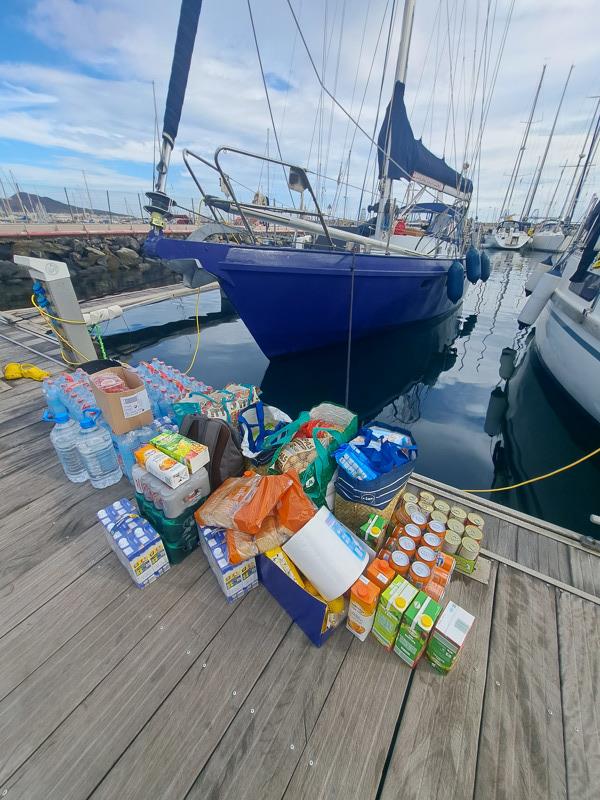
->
[0,319,599,800]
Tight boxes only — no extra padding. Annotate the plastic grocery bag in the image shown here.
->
[238,402,293,465]
[194,470,316,541]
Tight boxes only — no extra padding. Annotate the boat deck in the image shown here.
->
[0,320,599,800]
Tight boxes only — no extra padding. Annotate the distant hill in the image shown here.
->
[3,192,127,218]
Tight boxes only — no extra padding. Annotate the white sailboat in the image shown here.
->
[518,200,600,423]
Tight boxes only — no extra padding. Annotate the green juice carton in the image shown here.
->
[394,591,441,668]
[371,576,418,651]
[426,601,475,674]
[360,513,388,550]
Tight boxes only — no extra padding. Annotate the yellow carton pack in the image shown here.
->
[265,547,305,588]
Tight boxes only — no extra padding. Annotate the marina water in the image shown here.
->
[103,251,600,538]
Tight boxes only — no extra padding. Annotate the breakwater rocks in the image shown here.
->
[0,235,182,310]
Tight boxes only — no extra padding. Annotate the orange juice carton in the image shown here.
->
[365,557,395,591]
[372,576,418,650]
[134,444,189,488]
[394,591,441,668]
[150,431,209,474]
[347,575,380,641]
[426,601,475,674]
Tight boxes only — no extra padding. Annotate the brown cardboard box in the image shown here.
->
[90,366,153,435]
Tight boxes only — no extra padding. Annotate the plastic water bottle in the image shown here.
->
[43,410,89,483]
[77,408,122,489]
[42,379,67,417]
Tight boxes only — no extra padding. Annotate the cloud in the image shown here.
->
[0,0,598,220]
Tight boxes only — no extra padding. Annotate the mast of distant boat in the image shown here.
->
[521,65,574,222]
[374,0,416,240]
[562,98,600,224]
[497,65,546,221]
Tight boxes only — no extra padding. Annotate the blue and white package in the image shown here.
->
[97,498,170,587]
[197,524,258,603]
[283,506,369,601]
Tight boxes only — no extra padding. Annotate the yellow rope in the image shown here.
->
[30,294,88,324]
[463,447,600,493]
[31,297,94,365]
[182,289,201,375]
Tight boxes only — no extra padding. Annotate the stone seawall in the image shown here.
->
[0,235,182,310]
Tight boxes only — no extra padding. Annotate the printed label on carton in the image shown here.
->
[120,388,151,418]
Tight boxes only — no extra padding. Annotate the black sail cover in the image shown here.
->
[162,0,204,144]
[377,81,473,198]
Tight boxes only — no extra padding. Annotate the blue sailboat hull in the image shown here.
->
[145,234,464,358]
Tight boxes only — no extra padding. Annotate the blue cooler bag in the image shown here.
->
[333,422,417,536]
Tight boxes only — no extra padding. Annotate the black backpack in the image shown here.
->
[179,414,244,491]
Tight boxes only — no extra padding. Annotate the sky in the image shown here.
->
[0,0,598,221]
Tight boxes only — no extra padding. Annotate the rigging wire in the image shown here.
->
[246,0,296,207]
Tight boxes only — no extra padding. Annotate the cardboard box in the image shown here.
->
[198,525,258,602]
[90,366,153,435]
[257,553,339,647]
[150,431,209,474]
[372,576,418,650]
[426,601,475,674]
[394,591,441,667]
[97,498,170,588]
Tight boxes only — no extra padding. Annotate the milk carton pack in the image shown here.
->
[97,498,170,588]
[197,525,258,602]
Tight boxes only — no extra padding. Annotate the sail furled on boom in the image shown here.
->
[377,81,473,199]
[162,0,203,145]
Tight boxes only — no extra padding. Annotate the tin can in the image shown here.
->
[390,550,410,577]
[394,501,421,526]
[423,532,442,552]
[416,545,437,568]
[449,505,467,523]
[427,519,446,537]
[430,510,448,526]
[418,502,434,520]
[433,499,451,515]
[419,491,436,505]
[459,536,480,560]
[410,511,428,531]
[409,560,431,590]
[464,525,483,543]
[467,511,485,530]
[404,523,422,547]
[398,536,416,559]
[402,491,419,506]
[386,537,399,553]
[442,530,462,555]
[447,518,465,536]
[435,552,455,575]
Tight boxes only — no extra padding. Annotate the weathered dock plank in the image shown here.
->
[474,567,567,800]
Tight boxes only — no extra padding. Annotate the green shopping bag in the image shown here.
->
[265,403,357,506]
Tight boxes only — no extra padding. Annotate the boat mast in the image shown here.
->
[147,0,204,228]
[521,65,574,221]
[498,65,546,221]
[562,98,600,224]
[543,160,567,219]
[374,0,416,239]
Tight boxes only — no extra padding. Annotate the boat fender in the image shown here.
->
[517,271,561,327]
[466,245,481,283]
[447,260,464,303]
[480,250,491,282]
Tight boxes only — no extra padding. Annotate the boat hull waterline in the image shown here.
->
[146,235,465,358]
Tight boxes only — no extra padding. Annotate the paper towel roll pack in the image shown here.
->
[283,506,369,601]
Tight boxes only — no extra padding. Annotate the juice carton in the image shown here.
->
[150,431,209,474]
[394,591,441,668]
[366,557,395,591]
[360,513,388,550]
[347,575,380,641]
[265,547,305,588]
[426,601,475,674]
[371,576,418,650]
[135,444,189,488]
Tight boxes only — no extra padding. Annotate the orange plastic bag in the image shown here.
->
[234,472,293,534]
[277,470,316,534]
[195,473,262,530]
[226,529,258,565]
